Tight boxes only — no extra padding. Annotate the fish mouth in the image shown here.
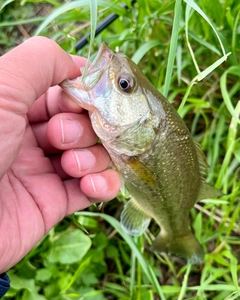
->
[60,43,114,109]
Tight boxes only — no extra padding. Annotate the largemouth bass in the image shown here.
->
[61,43,222,263]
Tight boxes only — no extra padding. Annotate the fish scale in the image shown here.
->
[61,43,222,263]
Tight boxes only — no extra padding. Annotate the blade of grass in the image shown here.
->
[0,0,14,11]
[60,256,92,292]
[163,0,182,97]
[177,81,195,117]
[34,0,90,35]
[220,66,240,123]
[81,0,98,81]
[185,4,201,74]
[176,43,182,86]
[177,264,192,300]
[34,0,125,36]
[188,30,221,56]
[0,17,45,27]
[192,53,231,82]
[184,0,226,56]
[231,9,240,62]
[215,101,240,190]
[188,284,238,292]
[178,53,231,117]
[136,236,144,300]
[130,248,136,299]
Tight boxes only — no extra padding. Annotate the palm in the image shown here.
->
[0,121,68,270]
[0,102,119,273]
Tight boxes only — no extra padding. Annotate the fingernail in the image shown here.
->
[73,150,95,172]
[60,117,81,144]
[90,175,107,192]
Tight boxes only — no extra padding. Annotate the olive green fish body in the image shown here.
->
[61,44,222,263]
[107,103,200,233]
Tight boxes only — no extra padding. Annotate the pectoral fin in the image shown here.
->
[127,158,156,184]
[120,198,151,236]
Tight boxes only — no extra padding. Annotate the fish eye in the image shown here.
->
[118,75,135,93]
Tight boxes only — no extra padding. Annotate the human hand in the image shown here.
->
[0,37,120,273]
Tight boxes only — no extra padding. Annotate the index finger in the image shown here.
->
[0,36,83,177]
[28,55,88,123]
[0,36,82,115]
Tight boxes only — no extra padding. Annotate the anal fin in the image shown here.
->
[120,198,151,236]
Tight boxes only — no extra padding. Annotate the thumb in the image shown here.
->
[0,37,81,178]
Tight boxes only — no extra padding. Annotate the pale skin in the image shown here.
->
[0,37,120,273]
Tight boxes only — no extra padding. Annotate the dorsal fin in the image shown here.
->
[193,141,223,199]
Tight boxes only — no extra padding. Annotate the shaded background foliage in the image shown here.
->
[0,0,240,299]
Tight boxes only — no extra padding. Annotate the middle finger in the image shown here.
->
[31,112,98,154]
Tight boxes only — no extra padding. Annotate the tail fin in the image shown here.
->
[151,231,204,264]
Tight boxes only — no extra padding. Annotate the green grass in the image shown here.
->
[1,0,240,299]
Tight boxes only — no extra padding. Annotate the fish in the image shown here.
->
[61,43,222,263]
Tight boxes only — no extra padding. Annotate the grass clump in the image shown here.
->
[1,0,239,299]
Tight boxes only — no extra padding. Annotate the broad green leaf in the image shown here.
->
[36,268,52,282]
[8,274,36,291]
[47,229,91,264]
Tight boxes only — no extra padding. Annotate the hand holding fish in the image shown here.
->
[0,37,120,273]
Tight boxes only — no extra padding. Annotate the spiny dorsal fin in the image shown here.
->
[120,198,151,236]
[193,141,223,199]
